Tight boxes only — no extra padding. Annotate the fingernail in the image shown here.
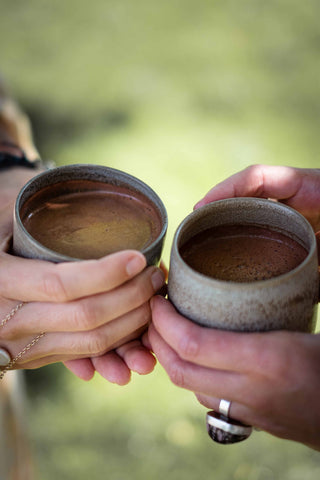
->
[194,200,204,210]
[151,269,165,292]
[126,254,146,276]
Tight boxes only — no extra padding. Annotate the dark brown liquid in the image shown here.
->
[180,224,308,282]
[21,180,162,259]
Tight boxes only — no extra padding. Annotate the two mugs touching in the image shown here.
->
[14,164,319,335]
[13,164,320,443]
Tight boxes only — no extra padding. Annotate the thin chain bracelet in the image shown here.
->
[0,302,24,328]
[0,302,45,380]
[0,332,45,380]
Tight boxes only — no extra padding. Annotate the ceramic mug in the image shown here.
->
[168,198,319,444]
[168,198,319,333]
[13,164,167,266]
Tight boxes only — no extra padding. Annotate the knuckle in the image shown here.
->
[167,362,186,389]
[246,164,263,177]
[40,272,69,302]
[86,331,108,356]
[244,164,265,195]
[129,281,150,306]
[247,164,260,173]
[70,301,100,331]
[178,327,200,360]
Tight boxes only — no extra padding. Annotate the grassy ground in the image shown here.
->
[1,0,320,478]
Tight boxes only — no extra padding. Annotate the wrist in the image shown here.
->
[0,140,42,171]
[0,141,55,204]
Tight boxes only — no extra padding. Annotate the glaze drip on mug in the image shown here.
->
[21,179,162,259]
[180,224,308,282]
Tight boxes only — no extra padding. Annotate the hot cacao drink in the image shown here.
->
[180,224,308,282]
[21,179,163,260]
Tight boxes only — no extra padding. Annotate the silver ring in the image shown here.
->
[219,399,231,418]
[0,347,12,367]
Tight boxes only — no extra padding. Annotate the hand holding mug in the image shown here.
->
[0,217,164,382]
[1,164,167,384]
[149,164,320,449]
[149,296,320,450]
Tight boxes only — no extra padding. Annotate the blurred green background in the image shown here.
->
[1,0,320,478]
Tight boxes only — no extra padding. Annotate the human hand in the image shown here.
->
[63,260,168,384]
[0,93,163,385]
[0,203,164,384]
[195,164,320,233]
[149,296,320,451]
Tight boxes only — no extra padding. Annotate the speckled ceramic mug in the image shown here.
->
[169,197,319,445]
[13,164,167,266]
[168,198,319,333]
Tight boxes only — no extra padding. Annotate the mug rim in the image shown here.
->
[14,163,168,262]
[171,197,317,290]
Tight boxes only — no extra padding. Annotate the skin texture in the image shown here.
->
[148,164,320,451]
[0,166,164,385]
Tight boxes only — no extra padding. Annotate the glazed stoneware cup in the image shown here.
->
[168,197,319,444]
[168,197,319,333]
[13,164,167,266]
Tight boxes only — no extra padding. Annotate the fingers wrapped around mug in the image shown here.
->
[64,335,158,384]
[66,338,158,385]
[149,296,320,450]
[0,250,165,373]
[195,164,320,232]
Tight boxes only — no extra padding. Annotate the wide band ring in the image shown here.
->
[219,399,231,418]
